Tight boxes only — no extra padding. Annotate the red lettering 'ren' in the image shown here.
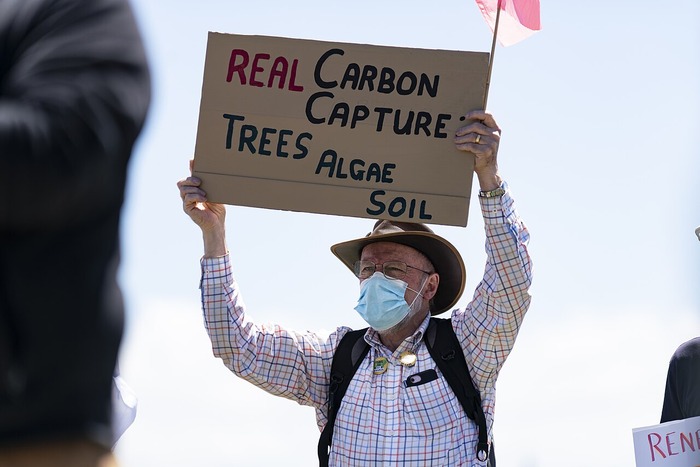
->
[648,433,666,461]
[680,432,696,453]
[227,49,249,84]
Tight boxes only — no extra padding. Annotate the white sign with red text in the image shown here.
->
[633,416,700,467]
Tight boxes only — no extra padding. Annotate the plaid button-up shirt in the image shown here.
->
[200,185,532,466]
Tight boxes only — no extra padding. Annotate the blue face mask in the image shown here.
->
[354,272,425,331]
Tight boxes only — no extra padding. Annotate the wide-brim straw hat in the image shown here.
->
[331,220,466,315]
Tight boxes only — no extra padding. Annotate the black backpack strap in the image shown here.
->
[317,328,370,467]
[425,318,493,465]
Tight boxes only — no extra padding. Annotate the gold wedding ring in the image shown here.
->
[475,134,481,144]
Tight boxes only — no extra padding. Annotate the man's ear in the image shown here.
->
[423,273,440,300]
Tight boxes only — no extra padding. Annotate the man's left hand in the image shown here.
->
[454,110,502,191]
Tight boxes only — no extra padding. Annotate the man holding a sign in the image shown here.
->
[178,109,532,466]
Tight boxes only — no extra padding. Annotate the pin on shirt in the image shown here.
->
[373,356,389,375]
[374,351,416,375]
[399,351,417,367]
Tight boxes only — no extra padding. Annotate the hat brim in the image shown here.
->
[331,231,466,315]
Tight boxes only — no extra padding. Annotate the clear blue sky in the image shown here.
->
[114,1,700,465]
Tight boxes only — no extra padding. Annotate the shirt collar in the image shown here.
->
[365,314,432,351]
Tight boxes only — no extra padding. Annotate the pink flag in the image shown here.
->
[475,0,541,46]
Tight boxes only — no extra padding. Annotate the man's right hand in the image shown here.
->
[177,165,228,257]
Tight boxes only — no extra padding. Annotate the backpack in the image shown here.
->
[317,317,494,466]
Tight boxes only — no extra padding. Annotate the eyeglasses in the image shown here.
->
[353,260,433,281]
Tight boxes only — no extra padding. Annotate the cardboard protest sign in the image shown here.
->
[193,33,489,226]
[632,416,700,467]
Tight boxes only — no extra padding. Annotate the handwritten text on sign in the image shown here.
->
[193,33,489,226]
[632,416,700,467]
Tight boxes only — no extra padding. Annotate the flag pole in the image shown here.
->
[482,0,503,109]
